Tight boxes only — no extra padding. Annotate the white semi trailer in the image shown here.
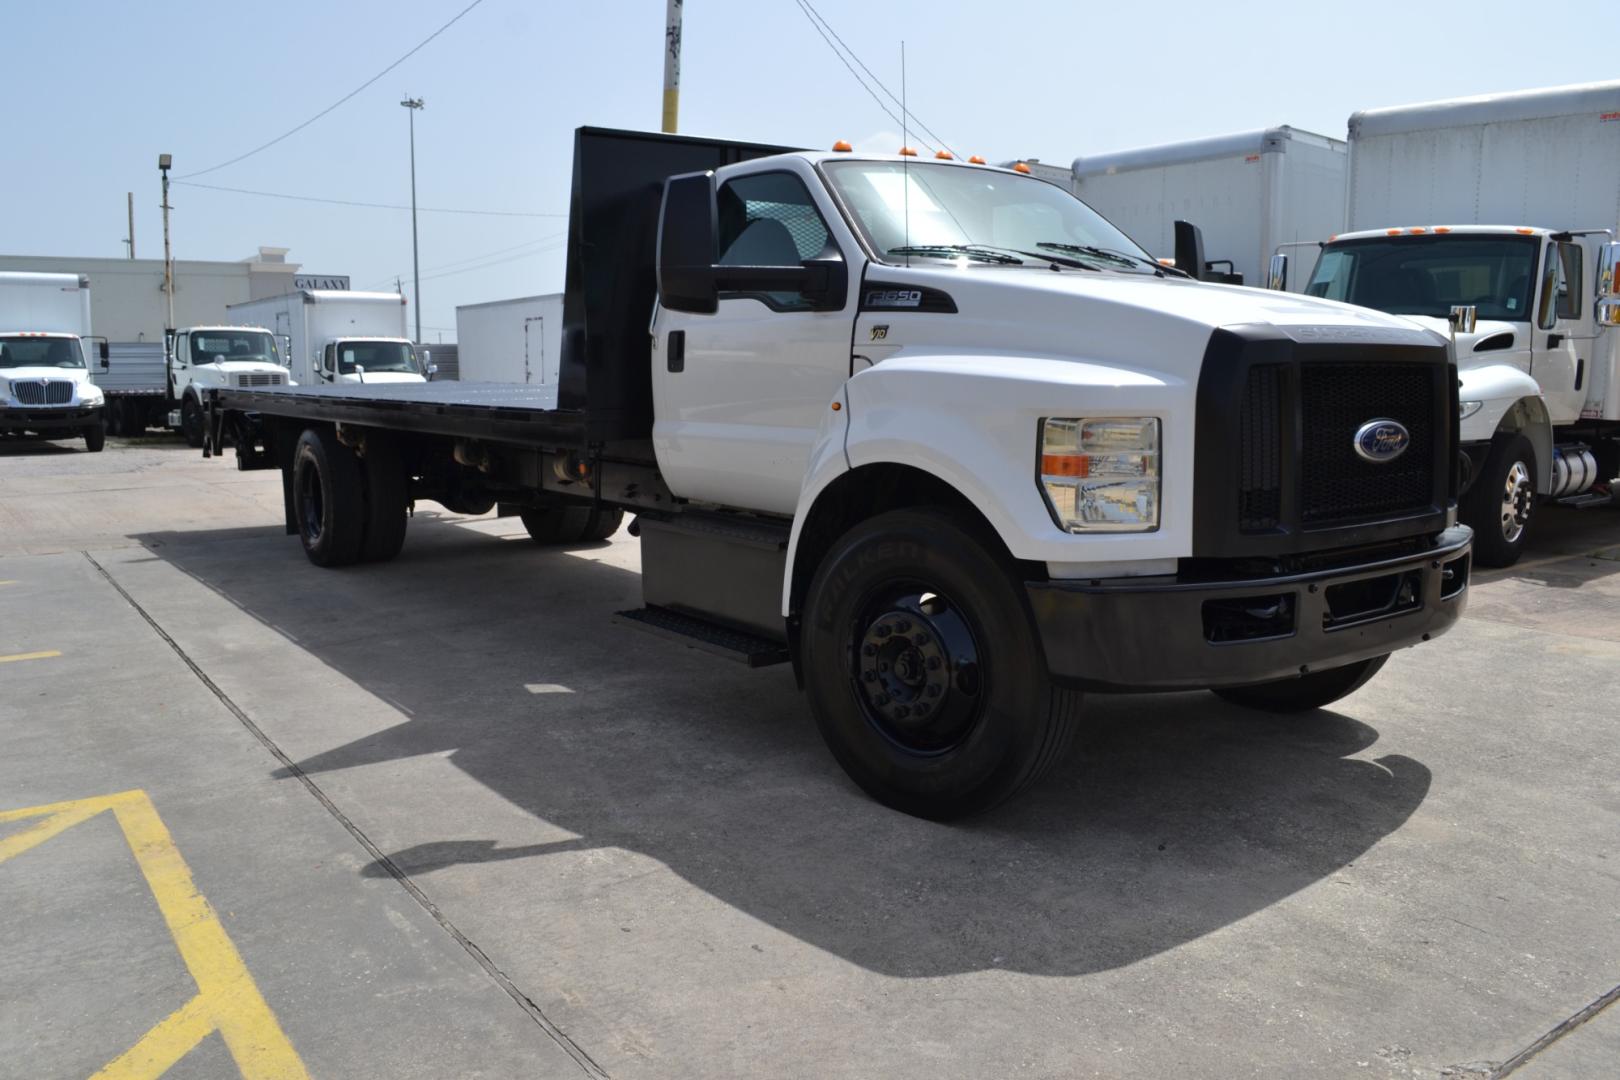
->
[1286,80,1620,565]
[228,290,425,390]
[454,293,562,384]
[0,271,107,451]
[1072,127,1347,289]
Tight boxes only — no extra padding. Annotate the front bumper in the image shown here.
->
[1027,526,1472,691]
[1,405,101,432]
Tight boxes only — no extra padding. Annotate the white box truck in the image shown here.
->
[0,271,108,451]
[454,293,562,384]
[1287,80,1620,565]
[200,127,1471,820]
[1072,127,1348,289]
[227,290,426,390]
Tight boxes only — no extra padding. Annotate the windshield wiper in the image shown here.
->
[1036,242,1189,277]
[889,244,1024,265]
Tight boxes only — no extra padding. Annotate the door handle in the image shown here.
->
[1546,334,1564,348]
[667,330,685,373]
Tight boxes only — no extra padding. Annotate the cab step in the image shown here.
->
[614,605,790,667]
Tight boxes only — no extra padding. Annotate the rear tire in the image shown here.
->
[578,506,624,541]
[1463,432,1537,568]
[292,427,365,567]
[359,436,409,563]
[519,502,592,544]
[181,396,204,449]
[83,420,106,453]
[800,507,1082,819]
[1212,654,1389,713]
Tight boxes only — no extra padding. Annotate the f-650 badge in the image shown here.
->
[864,289,924,308]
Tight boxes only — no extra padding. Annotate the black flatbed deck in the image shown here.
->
[211,381,586,448]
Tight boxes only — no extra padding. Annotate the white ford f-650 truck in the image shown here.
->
[0,271,108,451]
[1277,81,1620,565]
[203,128,1472,818]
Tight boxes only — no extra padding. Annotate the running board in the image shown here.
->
[1557,488,1617,509]
[614,605,790,667]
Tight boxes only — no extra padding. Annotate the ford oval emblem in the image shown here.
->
[1354,419,1411,464]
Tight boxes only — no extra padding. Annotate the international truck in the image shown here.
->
[227,290,427,394]
[201,127,1473,819]
[101,326,291,445]
[1282,80,1620,566]
[455,293,563,384]
[0,271,108,452]
[1071,127,1348,290]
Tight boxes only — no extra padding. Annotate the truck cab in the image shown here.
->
[1299,226,1620,563]
[168,325,292,447]
[313,337,425,385]
[0,271,108,452]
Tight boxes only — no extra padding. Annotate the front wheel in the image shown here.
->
[83,420,106,453]
[1462,433,1537,568]
[1212,654,1389,713]
[800,507,1082,819]
[181,396,204,449]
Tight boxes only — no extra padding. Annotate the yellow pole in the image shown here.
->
[662,0,681,132]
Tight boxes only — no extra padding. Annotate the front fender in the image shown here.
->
[783,350,1193,615]
[1459,364,1553,489]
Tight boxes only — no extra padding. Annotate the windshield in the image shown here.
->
[191,330,282,365]
[337,341,419,375]
[0,335,84,369]
[1306,236,1539,321]
[822,160,1154,270]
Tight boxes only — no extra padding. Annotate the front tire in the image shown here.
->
[800,507,1081,819]
[181,396,204,449]
[292,427,365,567]
[1212,654,1388,713]
[1463,432,1537,568]
[83,419,106,453]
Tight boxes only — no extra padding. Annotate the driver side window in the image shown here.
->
[716,172,831,312]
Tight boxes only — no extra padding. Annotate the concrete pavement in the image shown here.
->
[2,434,1617,1078]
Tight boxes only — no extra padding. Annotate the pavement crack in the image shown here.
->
[1488,979,1620,1078]
[83,550,610,1080]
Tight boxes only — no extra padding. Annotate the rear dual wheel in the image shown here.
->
[292,427,409,567]
[518,502,624,544]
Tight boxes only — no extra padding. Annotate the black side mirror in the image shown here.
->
[98,340,110,362]
[658,171,721,314]
[1174,220,1207,282]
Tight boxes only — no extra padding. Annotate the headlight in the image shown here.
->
[1458,400,1483,420]
[1039,417,1160,532]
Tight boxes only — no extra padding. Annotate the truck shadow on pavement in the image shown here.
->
[136,514,1432,978]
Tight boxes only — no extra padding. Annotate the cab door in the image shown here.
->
[651,166,856,515]
[1534,239,1586,424]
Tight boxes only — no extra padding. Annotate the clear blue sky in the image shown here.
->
[8,0,1596,339]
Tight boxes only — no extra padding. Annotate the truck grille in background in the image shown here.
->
[236,372,284,388]
[1237,362,1437,532]
[1298,363,1434,524]
[1238,365,1283,530]
[12,380,73,405]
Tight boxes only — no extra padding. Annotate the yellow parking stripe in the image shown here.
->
[0,650,60,664]
[0,791,309,1079]
[0,580,18,586]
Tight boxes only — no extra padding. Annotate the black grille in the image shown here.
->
[1238,365,1283,530]
[13,380,73,405]
[1298,363,1435,524]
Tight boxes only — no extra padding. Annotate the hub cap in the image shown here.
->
[1500,460,1533,544]
[851,586,984,754]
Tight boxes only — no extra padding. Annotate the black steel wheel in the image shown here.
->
[181,396,204,448]
[1212,654,1389,713]
[801,507,1082,819]
[292,427,364,567]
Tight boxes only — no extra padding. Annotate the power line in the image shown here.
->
[789,0,928,152]
[177,0,488,179]
[792,0,958,159]
[174,180,564,218]
[362,232,569,290]
[415,239,568,284]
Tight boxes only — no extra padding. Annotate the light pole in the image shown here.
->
[400,97,424,344]
[158,154,174,331]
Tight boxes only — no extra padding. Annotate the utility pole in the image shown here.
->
[400,97,424,343]
[124,192,135,258]
[662,0,681,133]
[158,154,174,330]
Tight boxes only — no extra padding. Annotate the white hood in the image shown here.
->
[338,371,426,385]
[1398,315,1525,361]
